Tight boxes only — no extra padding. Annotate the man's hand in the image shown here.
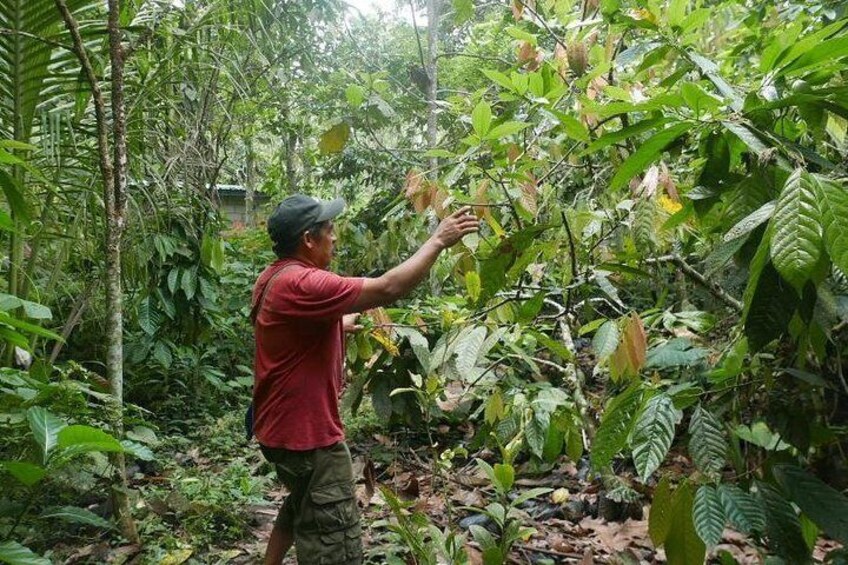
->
[430,206,480,250]
[342,313,363,333]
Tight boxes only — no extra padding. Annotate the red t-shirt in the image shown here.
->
[252,258,363,450]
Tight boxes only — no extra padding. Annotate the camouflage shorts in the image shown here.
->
[260,441,362,565]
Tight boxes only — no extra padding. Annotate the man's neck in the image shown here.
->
[289,251,318,268]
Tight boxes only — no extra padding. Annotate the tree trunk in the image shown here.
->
[105,0,137,542]
[426,0,439,178]
[285,130,297,193]
[55,0,138,542]
[245,137,255,227]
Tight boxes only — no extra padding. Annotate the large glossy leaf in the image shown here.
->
[0,541,50,565]
[816,176,848,274]
[471,100,492,137]
[743,229,798,351]
[41,506,112,529]
[649,475,673,546]
[1,460,46,486]
[580,117,670,157]
[26,406,65,460]
[688,405,727,477]
[57,425,124,454]
[770,169,823,291]
[693,485,725,547]
[629,393,678,482]
[718,484,765,535]
[592,320,619,362]
[590,383,645,469]
[609,122,693,191]
[758,481,811,563]
[454,325,486,377]
[665,481,706,565]
[774,465,848,544]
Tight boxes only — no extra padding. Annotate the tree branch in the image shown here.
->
[647,254,743,312]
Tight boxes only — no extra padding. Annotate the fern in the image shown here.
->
[629,393,678,482]
[693,485,725,547]
[688,405,727,477]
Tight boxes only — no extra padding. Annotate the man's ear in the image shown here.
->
[301,230,315,250]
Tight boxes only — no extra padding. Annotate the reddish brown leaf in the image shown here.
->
[609,313,646,381]
[521,175,539,216]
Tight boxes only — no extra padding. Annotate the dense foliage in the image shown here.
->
[1,0,848,563]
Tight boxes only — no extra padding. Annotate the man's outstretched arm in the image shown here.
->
[347,206,479,313]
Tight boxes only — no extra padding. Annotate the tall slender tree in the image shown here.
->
[54,0,138,542]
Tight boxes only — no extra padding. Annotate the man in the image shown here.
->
[252,194,478,564]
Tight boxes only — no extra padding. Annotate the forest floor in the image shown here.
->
[50,405,841,565]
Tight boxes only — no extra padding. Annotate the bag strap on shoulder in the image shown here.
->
[250,263,301,326]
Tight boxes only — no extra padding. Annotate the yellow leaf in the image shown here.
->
[370,329,399,357]
[552,487,570,504]
[159,549,193,565]
[318,123,350,154]
[465,271,481,303]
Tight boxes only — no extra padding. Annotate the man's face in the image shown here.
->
[304,221,336,269]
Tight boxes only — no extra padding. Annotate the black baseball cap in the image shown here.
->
[267,194,346,247]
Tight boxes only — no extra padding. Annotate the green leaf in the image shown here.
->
[718,484,765,535]
[318,123,350,154]
[694,485,725,547]
[723,201,776,242]
[167,268,179,294]
[780,35,848,76]
[1,461,46,486]
[592,320,619,361]
[481,69,514,92]
[455,326,487,376]
[121,440,155,462]
[610,122,692,191]
[770,169,823,291]
[137,296,160,336]
[345,84,365,108]
[629,394,678,482]
[816,177,848,274]
[471,101,492,137]
[57,425,124,454]
[580,117,670,157]
[550,110,589,142]
[688,405,727,477]
[665,481,706,565]
[590,383,644,469]
[493,463,514,492]
[773,465,848,545]
[465,271,481,303]
[512,487,553,507]
[0,169,30,220]
[649,475,674,545]
[181,267,197,301]
[26,406,65,461]
[667,0,687,27]
[758,481,811,563]
[41,505,112,529]
[0,541,50,565]
[485,121,529,140]
[452,0,474,23]
[743,229,797,351]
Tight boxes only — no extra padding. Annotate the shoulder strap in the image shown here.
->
[250,263,302,326]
